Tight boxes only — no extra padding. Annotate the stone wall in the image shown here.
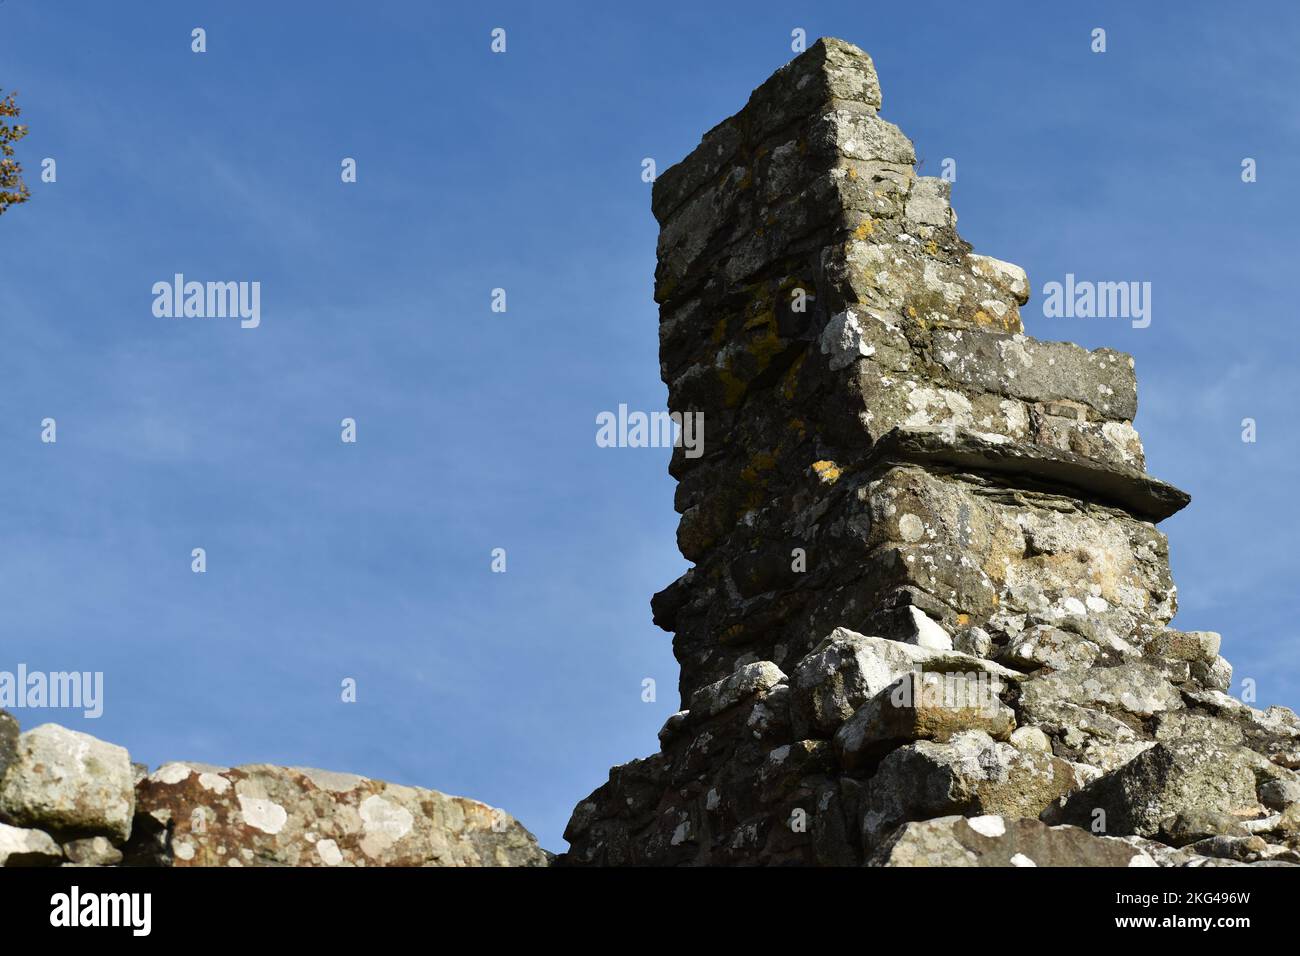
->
[0,715,548,867]
[562,39,1300,867]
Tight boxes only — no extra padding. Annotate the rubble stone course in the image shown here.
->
[0,721,549,867]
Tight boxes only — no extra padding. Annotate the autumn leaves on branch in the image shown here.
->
[1,90,30,215]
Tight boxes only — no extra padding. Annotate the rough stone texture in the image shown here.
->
[1018,663,1184,727]
[688,661,787,722]
[1001,624,1099,671]
[1054,739,1261,841]
[0,723,134,841]
[0,821,63,866]
[1260,777,1300,810]
[834,672,1016,769]
[789,626,1018,739]
[869,814,1155,867]
[562,37,1299,867]
[0,712,550,867]
[868,425,1188,521]
[0,709,18,779]
[1150,630,1221,663]
[62,835,124,866]
[861,730,1075,845]
[126,762,549,867]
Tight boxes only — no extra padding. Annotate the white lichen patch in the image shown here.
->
[316,838,344,866]
[151,763,193,785]
[238,795,289,835]
[359,795,414,841]
[968,815,1006,837]
[819,309,876,370]
[198,772,231,794]
[898,513,925,543]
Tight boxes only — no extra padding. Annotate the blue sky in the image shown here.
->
[1,1,1296,852]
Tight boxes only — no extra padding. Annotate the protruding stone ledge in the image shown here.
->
[866,425,1190,521]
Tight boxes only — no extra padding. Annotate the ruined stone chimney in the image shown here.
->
[563,39,1300,866]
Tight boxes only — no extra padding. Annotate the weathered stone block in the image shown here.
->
[1149,629,1221,663]
[789,627,1018,739]
[1056,740,1261,840]
[0,724,134,842]
[0,822,63,867]
[687,661,787,723]
[861,730,1076,846]
[835,672,1015,769]
[868,814,1155,867]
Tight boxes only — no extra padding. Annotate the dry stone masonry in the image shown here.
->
[561,39,1300,867]
[0,716,548,867]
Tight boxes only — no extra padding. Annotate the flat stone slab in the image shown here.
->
[868,425,1190,521]
[869,814,1157,867]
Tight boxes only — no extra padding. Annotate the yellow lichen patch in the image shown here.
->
[847,166,858,181]
[925,240,938,255]
[956,613,970,627]
[853,219,875,241]
[656,273,679,302]
[740,450,778,509]
[907,305,918,318]
[748,323,784,368]
[970,307,1022,333]
[811,460,842,484]
[710,315,728,346]
[719,365,747,407]
[719,622,749,644]
[740,304,786,370]
[781,352,807,401]
[740,450,777,486]
[716,288,785,406]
